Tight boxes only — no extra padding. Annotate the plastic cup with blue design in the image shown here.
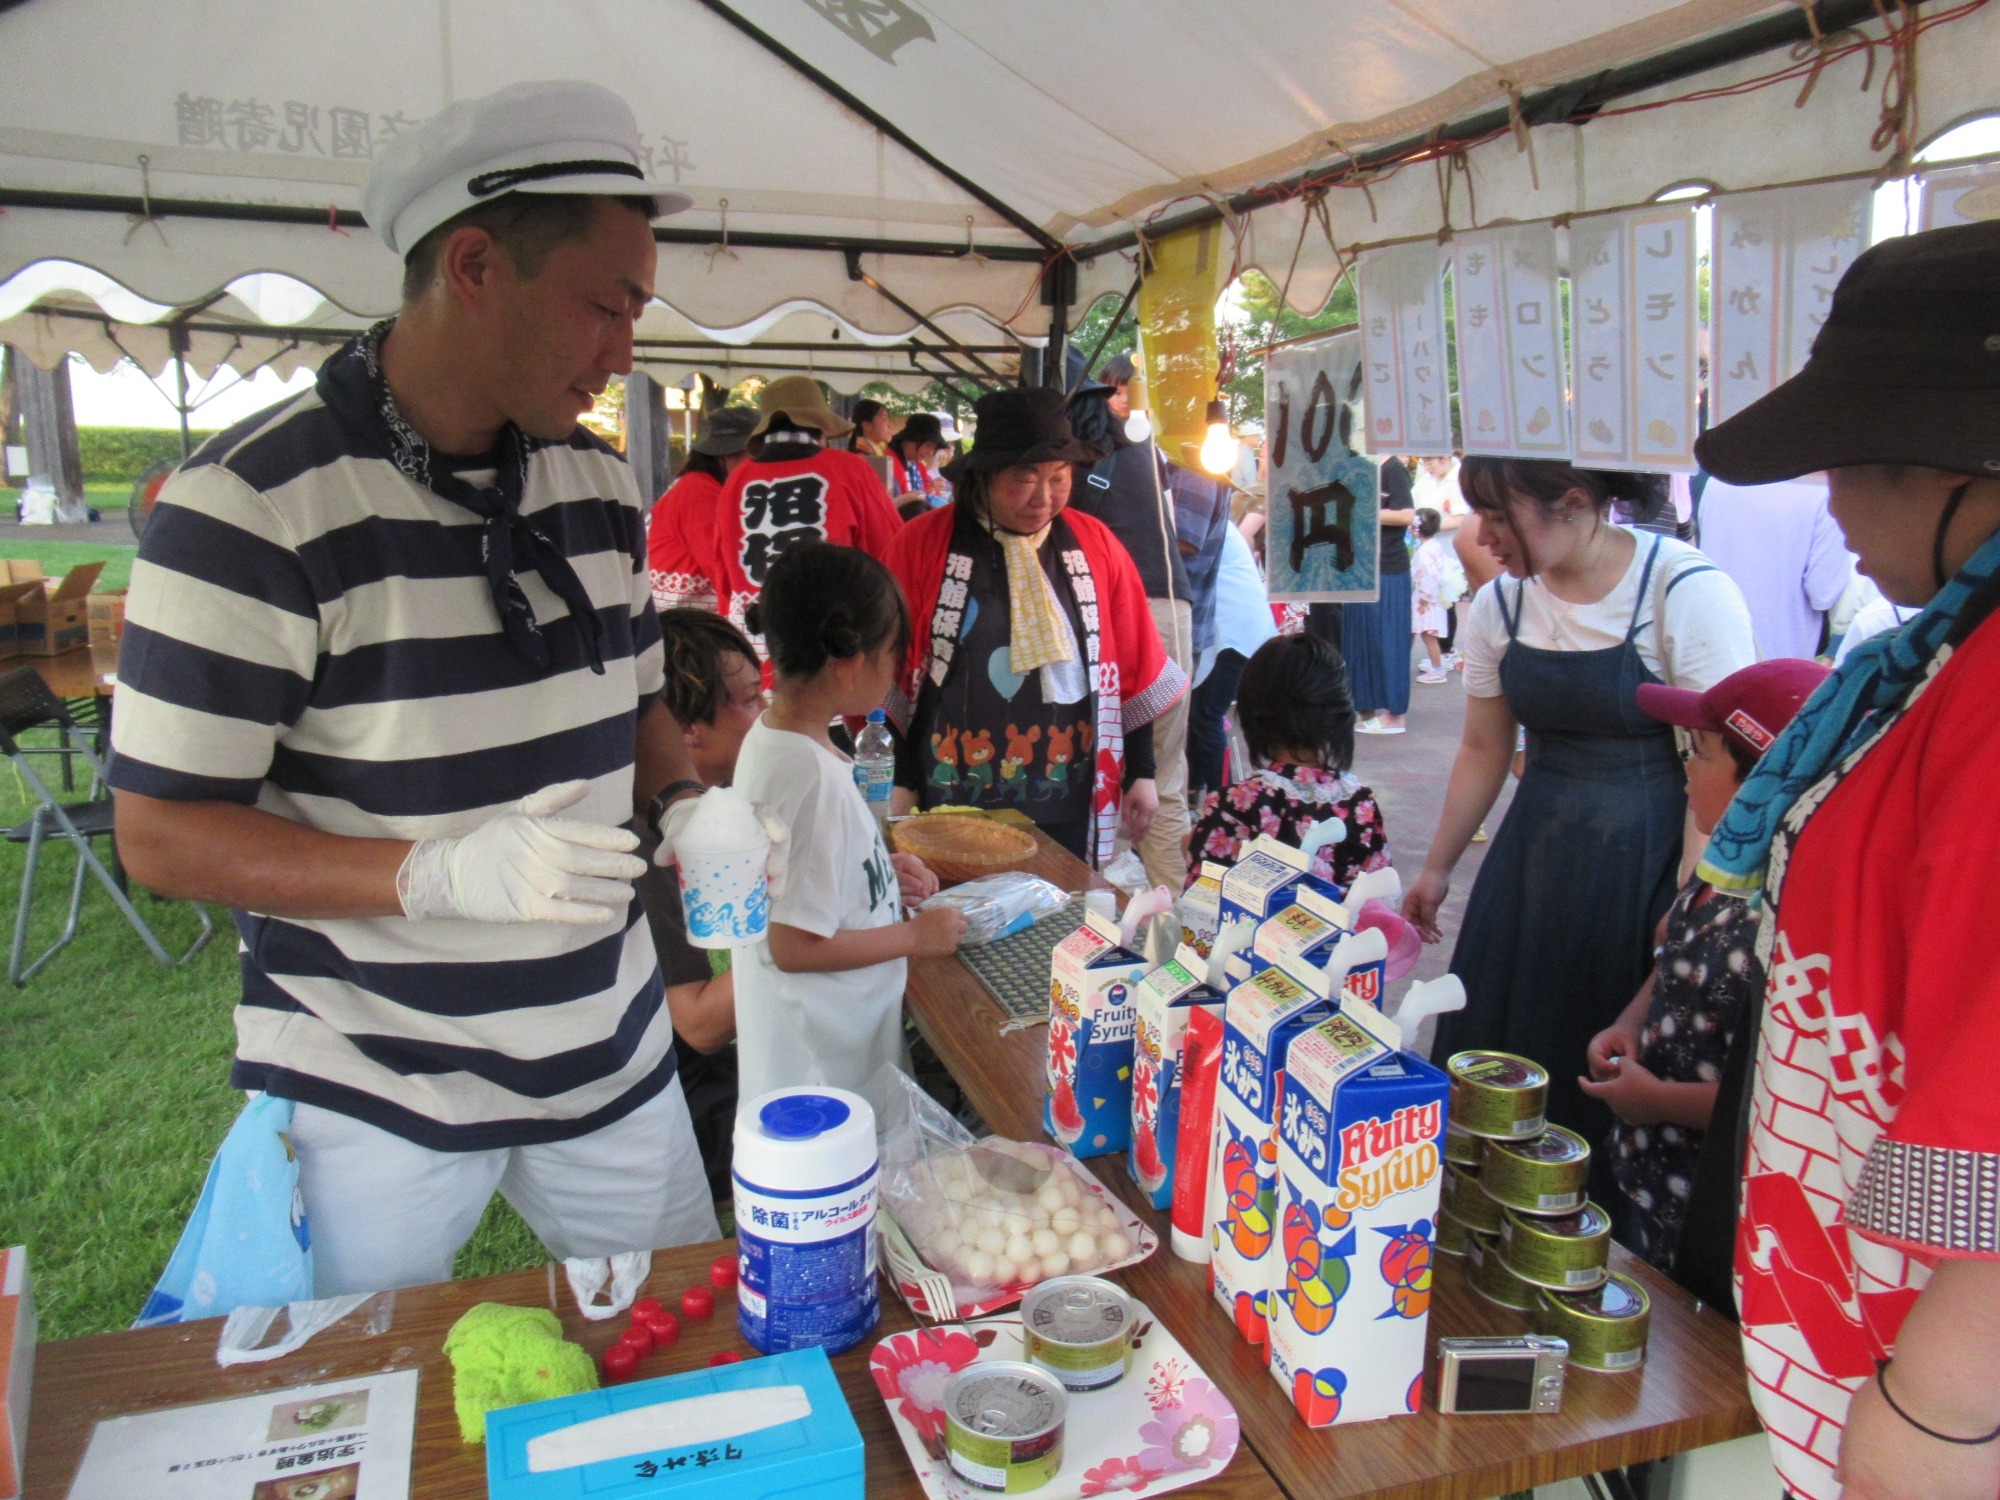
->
[675,786,774,948]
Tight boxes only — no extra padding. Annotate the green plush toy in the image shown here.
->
[443,1302,600,1443]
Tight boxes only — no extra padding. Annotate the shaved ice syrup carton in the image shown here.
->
[1251,885,1390,1010]
[1130,944,1226,1210]
[1208,963,1336,1351]
[1267,1001,1450,1428]
[1045,908,1149,1158]
[1179,861,1226,959]
[1215,837,1332,989]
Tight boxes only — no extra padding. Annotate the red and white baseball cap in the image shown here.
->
[1635,658,1831,759]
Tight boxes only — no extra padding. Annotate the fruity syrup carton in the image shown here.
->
[1251,885,1391,1010]
[1208,963,1336,1350]
[1214,837,1335,990]
[1129,943,1226,1210]
[1266,1002,1450,1428]
[1178,861,1226,959]
[1045,908,1149,1158]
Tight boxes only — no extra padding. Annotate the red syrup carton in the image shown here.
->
[1045,908,1148,1158]
[1207,963,1335,1351]
[1129,944,1226,1211]
[1266,1001,1450,1428]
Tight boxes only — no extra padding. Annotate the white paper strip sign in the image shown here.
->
[1918,160,2000,229]
[1570,204,1699,472]
[1711,181,1870,426]
[1452,223,1570,459]
[1356,241,1451,454]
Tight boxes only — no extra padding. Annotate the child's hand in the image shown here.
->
[1577,1059,1667,1125]
[908,904,968,958]
[1586,1021,1643,1082]
[892,852,940,906]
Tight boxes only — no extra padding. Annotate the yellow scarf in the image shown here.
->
[998,525,1076,675]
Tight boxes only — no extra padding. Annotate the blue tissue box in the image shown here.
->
[485,1345,864,1500]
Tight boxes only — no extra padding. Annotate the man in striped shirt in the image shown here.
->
[110,83,721,1296]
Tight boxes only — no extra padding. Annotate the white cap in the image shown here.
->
[361,80,692,257]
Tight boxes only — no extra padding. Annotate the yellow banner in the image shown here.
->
[1136,222,1227,465]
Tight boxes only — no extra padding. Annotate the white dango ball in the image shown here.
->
[1030,1227,1061,1257]
[1004,1232,1036,1266]
[1101,1230,1132,1262]
[1067,1230,1100,1264]
[964,1250,997,1285]
[1038,1251,1071,1279]
[1058,1176,1083,1207]
[1035,1183,1067,1214]
[1050,1206,1081,1237]
[976,1226,1008,1256]
[932,1228,962,1262]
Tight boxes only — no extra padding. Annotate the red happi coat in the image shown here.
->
[647,469,724,612]
[883,503,1187,866]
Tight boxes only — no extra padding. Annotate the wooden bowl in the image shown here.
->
[891,814,1038,886]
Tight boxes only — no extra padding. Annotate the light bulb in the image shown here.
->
[1198,399,1237,475]
[1123,409,1152,442]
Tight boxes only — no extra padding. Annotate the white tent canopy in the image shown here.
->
[1,0,1996,362]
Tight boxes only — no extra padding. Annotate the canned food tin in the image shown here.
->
[1443,1162,1504,1233]
[1444,1123,1486,1167]
[1021,1276,1134,1391]
[1535,1272,1652,1373]
[1465,1228,1541,1311]
[1446,1051,1549,1139]
[1498,1203,1611,1291]
[1480,1125,1591,1216]
[944,1362,1067,1493]
[1435,1207,1471,1256]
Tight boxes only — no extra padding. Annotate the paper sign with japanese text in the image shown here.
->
[1264,333,1379,602]
[1452,223,1570,459]
[1569,205,1699,473]
[1918,159,2000,230]
[1712,182,1871,425]
[1356,242,1451,456]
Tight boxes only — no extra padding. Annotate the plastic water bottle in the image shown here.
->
[853,709,895,828]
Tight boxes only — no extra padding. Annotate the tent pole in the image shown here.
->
[847,253,1006,382]
[1068,273,1141,394]
[1040,256,1073,390]
[170,323,193,463]
[686,0,1059,253]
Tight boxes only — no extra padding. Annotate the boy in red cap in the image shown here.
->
[1582,658,1830,1265]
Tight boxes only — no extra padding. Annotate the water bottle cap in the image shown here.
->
[867,709,886,722]
[759,1093,852,1140]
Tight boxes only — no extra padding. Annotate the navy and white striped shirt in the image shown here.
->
[109,326,673,1151]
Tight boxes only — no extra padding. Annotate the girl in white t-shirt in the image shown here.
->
[734,542,967,1115]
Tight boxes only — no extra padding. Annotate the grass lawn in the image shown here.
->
[0,749,546,1341]
[0,541,137,593]
[0,483,133,513]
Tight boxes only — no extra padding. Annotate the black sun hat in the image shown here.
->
[942,386,1104,482]
[1696,220,2000,485]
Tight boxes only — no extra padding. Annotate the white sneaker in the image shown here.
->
[1417,668,1449,684]
[1355,718,1407,735]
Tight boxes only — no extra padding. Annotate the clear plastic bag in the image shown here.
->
[873,1070,1155,1319]
[915,872,1069,946]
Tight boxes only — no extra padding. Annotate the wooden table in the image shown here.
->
[903,833,1761,1500]
[22,1234,1282,1500]
[23,641,117,699]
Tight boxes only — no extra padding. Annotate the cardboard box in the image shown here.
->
[1130,943,1226,1210]
[1045,908,1149,1158]
[0,1247,34,1500]
[1209,964,1334,1349]
[1267,1005,1450,1427]
[86,590,125,645]
[0,583,39,661]
[485,1345,862,1500]
[14,561,103,656]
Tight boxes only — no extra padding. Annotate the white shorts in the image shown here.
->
[290,1073,720,1297]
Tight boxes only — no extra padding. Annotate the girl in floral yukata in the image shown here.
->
[1186,633,1391,891]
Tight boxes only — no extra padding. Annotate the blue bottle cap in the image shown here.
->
[867,708,886,722]
[760,1093,852,1140]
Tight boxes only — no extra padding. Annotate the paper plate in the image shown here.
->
[870,1301,1240,1499]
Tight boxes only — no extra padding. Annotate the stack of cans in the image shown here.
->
[1440,1052,1650,1372]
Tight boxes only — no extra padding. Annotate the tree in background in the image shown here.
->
[1220,269,1357,430]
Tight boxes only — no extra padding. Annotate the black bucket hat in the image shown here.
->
[942,386,1104,482]
[1696,220,2000,485]
[890,413,948,450]
[689,406,758,457]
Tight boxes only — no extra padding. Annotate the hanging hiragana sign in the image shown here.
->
[1451,223,1570,459]
[1918,159,2000,229]
[1569,204,1699,473]
[1711,182,1870,426]
[1264,331,1380,602]
[1355,242,1451,455]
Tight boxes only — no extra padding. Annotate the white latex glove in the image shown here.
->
[397,780,646,926]
[650,793,701,869]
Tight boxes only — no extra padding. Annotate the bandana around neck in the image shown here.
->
[336,320,606,676]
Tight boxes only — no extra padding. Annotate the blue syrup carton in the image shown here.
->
[1045,908,1149,1158]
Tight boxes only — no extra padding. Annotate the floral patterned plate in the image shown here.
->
[870,1301,1240,1498]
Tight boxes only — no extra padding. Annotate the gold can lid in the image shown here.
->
[1488,1124,1590,1166]
[1546,1271,1650,1321]
[1507,1201,1610,1240]
[1447,1050,1549,1090]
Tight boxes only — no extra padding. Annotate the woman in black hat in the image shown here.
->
[886,413,949,516]
[649,405,757,612]
[1676,222,2000,1500]
[881,387,1189,864]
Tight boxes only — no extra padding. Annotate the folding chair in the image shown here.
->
[0,666,215,983]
